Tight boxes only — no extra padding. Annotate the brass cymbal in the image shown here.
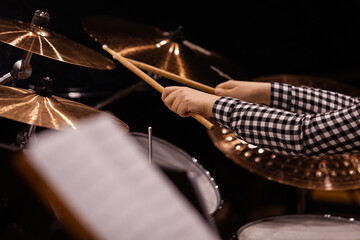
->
[0,84,129,131]
[82,15,247,87]
[0,16,115,70]
[208,74,360,190]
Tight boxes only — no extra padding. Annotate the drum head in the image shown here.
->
[237,214,360,240]
[130,132,221,217]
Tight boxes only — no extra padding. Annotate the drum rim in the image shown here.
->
[236,213,360,236]
[130,131,223,217]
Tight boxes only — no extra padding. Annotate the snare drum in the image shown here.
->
[130,132,222,217]
[236,214,360,240]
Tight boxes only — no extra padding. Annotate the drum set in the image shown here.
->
[1,9,360,240]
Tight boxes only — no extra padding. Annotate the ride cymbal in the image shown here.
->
[82,15,247,87]
[208,74,360,190]
[0,84,129,131]
[0,16,115,70]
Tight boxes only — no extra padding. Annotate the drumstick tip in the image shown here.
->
[102,44,108,50]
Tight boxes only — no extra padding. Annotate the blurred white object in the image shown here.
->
[23,114,220,240]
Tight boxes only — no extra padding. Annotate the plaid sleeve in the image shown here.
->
[213,97,360,157]
[270,82,359,114]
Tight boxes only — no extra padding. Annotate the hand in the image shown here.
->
[162,87,220,118]
[215,80,271,105]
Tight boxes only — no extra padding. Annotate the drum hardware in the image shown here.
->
[148,126,152,165]
[0,58,32,85]
[89,63,162,110]
[0,142,22,151]
[91,81,146,109]
[0,10,50,85]
[16,124,36,149]
[296,188,307,214]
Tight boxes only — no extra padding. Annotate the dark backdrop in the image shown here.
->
[1,1,360,239]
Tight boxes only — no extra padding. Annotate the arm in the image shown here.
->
[271,82,360,114]
[213,97,360,157]
[215,80,359,114]
[215,80,271,106]
[162,85,360,157]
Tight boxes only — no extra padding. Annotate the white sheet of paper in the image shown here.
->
[24,114,220,240]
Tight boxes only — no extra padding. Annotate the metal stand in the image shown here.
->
[92,81,146,109]
[16,125,37,149]
[93,71,162,110]
[297,188,307,214]
[148,127,152,165]
[0,55,33,85]
[0,76,54,151]
[0,10,50,85]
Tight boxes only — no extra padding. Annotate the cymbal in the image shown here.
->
[82,15,247,87]
[0,16,115,70]
[208,74,360,190]
[0,84,129,131]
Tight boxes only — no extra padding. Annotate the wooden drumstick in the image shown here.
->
[126,58,215,94]
[103,45,214,130]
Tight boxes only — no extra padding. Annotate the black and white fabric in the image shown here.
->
[212,82,360,157]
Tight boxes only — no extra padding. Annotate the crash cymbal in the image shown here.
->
[207,74,360,190]
[82,15,246,87]
[0,16,115,70]
[0,84,129,131]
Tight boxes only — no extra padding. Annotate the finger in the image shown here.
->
[162,89,187,117]
[173,97,189,117]
[169,91,182,113]
[161,86,181,101]
[170,89,191,117]
[162,89,178,109]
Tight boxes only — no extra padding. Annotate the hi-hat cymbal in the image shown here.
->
[0,84,129,131]
[0,16,115,70]
[208,74,360,190]
[82,15,247,87]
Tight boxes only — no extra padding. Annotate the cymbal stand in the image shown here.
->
[15,76,53,149]
[92,81,146,109]
[0,10,50,85]
[16,124,37,149]
[0,53,33,85]
[92,72,161,110]
[297,188,308,214]
[0,123,36,151]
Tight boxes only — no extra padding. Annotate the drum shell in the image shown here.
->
[236,214,360,240]
[130,132,222,217]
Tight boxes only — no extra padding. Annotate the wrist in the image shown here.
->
[254,82,271,105]
[206,95,221,118]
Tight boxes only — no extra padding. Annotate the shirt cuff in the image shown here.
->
[212,96,241,129]
[270,82,292,110]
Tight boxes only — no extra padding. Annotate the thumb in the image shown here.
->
[215,87,224,96]
[215,87,225,96]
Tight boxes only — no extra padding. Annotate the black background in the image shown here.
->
[1,1,360,239]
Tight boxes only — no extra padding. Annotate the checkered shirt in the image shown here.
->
[212,82,360,157]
